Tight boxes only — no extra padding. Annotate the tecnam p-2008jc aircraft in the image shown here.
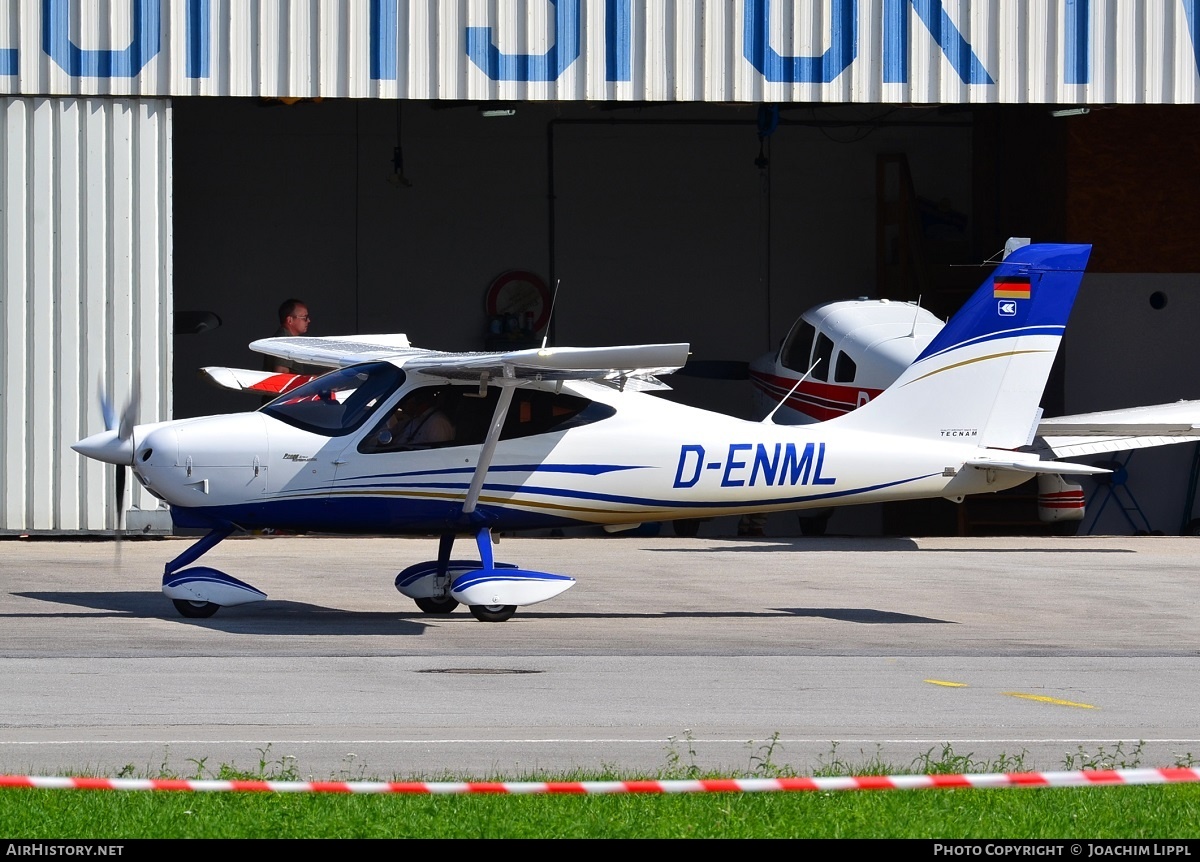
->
[76,242,1100,622]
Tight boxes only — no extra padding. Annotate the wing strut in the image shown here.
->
[461,379,518,516]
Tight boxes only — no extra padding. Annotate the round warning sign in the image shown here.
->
[484,271,552,333]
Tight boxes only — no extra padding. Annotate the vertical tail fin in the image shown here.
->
[827,243,1092,448]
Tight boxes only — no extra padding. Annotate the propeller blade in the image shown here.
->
[99,379,117,432]
[118,384,140,443]
[85,378,139,535]
[115,465,127,533]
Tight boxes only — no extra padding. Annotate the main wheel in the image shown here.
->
[469,604,516,623]
[414,596,460,615]
[173,599,219,619]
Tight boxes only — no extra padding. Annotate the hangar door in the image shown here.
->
[0,96,171,534]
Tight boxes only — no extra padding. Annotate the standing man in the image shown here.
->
[264,298,312,374]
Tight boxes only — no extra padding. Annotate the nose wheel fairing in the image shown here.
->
[162,566,267,607]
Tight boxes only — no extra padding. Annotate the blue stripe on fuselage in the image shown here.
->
[347,462,647,483]
[172,472,940,533]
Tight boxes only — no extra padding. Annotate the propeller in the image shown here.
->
[111,384,139,534]
[75,380,139,533]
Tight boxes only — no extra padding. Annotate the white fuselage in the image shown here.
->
[128,374,1026,533]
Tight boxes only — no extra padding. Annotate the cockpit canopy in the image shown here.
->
[261,361,617,445]
[778,300,942,387]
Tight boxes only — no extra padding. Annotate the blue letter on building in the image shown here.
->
[882,0,993,85]
[43,0,160,77]
[606,0,630,82]
[1182,0,1199,78]
[186,0,209,79]
[743,0,857,84]
[371,0,397,81]
[467,0,581,81]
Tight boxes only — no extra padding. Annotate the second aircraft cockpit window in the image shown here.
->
[261,362,406,437]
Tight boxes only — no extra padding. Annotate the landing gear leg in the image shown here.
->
[164,525,234,576]
[467,528,516,623]
[413,533,460,615]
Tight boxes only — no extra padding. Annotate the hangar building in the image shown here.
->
[2,1,1199,536]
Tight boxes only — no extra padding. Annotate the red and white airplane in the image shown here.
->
[747,244,1200,534]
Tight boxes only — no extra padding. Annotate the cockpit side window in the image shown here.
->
[358,385,615,454]
[834,350,857,383]
[780,321,816,373]
[811,333,834,382]
[261,362,405,437]
[500,389,615,440]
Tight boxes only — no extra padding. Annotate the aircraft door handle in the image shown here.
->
[332,459,348,465]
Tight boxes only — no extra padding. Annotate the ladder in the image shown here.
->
[1083,451,1154,535]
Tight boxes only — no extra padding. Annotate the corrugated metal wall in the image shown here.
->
[0,96,171,533]
[0,1,1197,104]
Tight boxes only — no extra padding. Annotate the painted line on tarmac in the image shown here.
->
[2,768,1198,795]
[1003,692,1099,709]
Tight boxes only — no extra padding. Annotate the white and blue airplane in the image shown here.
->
[75,242,1103,622]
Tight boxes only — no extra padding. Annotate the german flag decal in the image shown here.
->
[994,276,1032,299]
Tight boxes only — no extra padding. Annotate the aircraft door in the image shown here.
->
[258,361,408,508]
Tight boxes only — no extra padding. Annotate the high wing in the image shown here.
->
[248,334,690,390]
[1033,400,1200,459]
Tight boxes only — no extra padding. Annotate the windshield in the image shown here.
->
[261,362,405,436]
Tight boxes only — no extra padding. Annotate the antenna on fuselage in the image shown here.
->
[763,359,819,425]
[539,278,561,352]
[909,295,923,338]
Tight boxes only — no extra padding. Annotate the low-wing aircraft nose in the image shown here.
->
[72,429,135,466]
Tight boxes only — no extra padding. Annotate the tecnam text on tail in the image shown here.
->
[76,242,1100,622]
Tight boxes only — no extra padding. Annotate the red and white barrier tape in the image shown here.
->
[1,768,1199,795]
